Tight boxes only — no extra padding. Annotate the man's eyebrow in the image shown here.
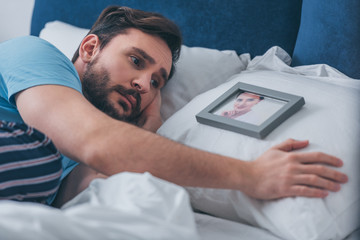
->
[132,47,169,81]
[133,47,155,64]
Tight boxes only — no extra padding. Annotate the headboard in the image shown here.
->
[30,0,360,79]
[31,0,302,58]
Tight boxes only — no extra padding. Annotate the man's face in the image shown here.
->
[234,92,261,113]
[81,28,172,123]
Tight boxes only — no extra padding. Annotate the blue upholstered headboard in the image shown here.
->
[31,0,360,79]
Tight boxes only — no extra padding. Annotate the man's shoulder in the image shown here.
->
[1,36,50,48]
[0,36,81,101]
[1,36,67,60]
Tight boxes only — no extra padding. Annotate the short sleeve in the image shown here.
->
[0,36,82,106]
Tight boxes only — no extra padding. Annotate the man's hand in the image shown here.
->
[243,139,348,200]
[137,92,163,132]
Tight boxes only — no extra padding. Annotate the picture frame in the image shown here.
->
[195,82,305,139]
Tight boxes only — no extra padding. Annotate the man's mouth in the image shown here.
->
[124,94,137,110]
[122,94,137,110]
[117,94,135,112]
[111,85,141,115]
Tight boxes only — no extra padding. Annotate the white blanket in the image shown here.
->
[0,172,199,240]
[0,171,284,240]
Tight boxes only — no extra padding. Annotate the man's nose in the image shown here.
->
[131,75,151,93]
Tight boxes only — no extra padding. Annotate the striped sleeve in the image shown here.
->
[0,121,62,203]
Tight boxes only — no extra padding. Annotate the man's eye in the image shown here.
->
[131,56,140,66]
[151,79,159,88]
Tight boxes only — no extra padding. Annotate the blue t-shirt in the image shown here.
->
[0,36,81,203]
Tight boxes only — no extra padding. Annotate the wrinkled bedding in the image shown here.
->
[1,47,359,240]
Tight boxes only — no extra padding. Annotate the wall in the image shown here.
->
[0,0,35,42]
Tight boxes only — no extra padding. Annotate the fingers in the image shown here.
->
[277,173,344,199]
[250,139,348,200]
[273,138,309,152]
[294,151,343,167]
[287,153,347,197]
[294,174,341,191]
[277,168,347,199]
[148,93,161,111]
[282,161,348,198]
[287,185,329,198]
[274,139,344,167]
[299,164,348,183]
[142,92,162,117]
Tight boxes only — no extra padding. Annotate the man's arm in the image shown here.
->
[16,85,347,200]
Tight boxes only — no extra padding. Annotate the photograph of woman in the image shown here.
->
[214,91,286,126]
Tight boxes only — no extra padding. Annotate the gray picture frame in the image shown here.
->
[195,82,305,139]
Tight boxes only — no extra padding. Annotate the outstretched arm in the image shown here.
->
[16,85,347,200]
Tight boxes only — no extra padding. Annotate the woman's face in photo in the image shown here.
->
[234,92,261,112]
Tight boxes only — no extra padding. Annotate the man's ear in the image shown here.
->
[78,34,101,63]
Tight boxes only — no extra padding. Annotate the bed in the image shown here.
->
[1,0,360,239]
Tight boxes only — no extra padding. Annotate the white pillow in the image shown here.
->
[161,46,248,120]
[157,48,360,240]
[39,21,249,120]
[40,21,89,60]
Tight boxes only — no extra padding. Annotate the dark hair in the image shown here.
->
[72,6,182,79]
[236,91,264,100]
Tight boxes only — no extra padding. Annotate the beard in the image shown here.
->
[81,61,142,124]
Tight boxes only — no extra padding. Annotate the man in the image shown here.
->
[0,6,347,206]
